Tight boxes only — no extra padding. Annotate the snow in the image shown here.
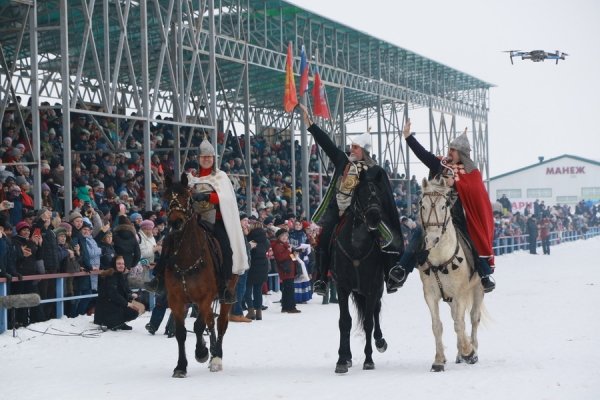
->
[2,237,600,400]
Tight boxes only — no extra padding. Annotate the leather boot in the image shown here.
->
[220,275,238,304]
[245,308,256,320]
[255,308,262,320]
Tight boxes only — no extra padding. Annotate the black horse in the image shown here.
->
[330,180,397,373]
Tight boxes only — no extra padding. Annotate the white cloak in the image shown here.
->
[187,171,249,274]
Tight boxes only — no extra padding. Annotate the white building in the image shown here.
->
[489,154,600,212]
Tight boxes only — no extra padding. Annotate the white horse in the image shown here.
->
[417,177,484,372]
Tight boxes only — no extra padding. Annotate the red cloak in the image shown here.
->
[454,169,495,265]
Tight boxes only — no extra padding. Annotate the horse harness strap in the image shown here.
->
[172,254,205,300]
[422,241,464,303]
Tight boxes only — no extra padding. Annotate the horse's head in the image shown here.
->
[163,172,192,230]
[354,181,382,231]
[419,177,454,250]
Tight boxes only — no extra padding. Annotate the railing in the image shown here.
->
[493,227,600,255]
[0,271,154,334]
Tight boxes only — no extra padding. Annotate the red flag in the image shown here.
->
[312,66,330,119]
[299,45,309,95]
[283,42,298,113]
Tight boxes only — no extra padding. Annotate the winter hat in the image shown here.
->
[15,221,31,232]
[68,212,83,222]
[59,222,72,232]
[350,132,372,152]
[129,212,142,222]
[15,176,27,186]
[140,219,155,230]
[81,221,93,229]
[41,182,51,192]
[53,227,67,237]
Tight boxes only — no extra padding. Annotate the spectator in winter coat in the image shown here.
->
[12,220,44,325]
[527,216,539,255]
[244,219,270,320]
[271,228,300,314]
[112,215,141,270]
[32,208,60,319]
[94,255,141,331]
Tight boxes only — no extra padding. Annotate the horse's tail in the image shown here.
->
[351,292,367,331]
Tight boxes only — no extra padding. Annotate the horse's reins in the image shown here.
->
[420,187,461,303]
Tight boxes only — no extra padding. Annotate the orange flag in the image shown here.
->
[283,42,298,112]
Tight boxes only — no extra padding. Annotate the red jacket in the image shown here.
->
[271,238,296,281]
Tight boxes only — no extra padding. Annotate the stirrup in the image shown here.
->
[386,265,407,293]
[219,288,237,304]
[144,277,164,294]
[481,275,496,293]
[313,280,328,296]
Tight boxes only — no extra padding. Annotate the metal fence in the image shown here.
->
[493,227,600,256]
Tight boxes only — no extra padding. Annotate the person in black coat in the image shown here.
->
[94,255,140,330]
[96,228,116,270]
[244,220,271,320]
[527,216,538,255]
[112,216,141,270]
[32,209,61,319]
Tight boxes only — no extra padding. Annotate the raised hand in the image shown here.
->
[402,119,412,139]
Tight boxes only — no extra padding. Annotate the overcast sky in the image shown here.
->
[290,0,600,178]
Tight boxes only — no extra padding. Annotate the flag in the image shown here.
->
[312,65,330,119]
[283,42,298,112]
[299,45,309,95]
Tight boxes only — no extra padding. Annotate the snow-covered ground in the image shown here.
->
[2,237,599,400]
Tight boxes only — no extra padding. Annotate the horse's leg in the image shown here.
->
[451,298,477,364]
[373,296,388,353]
[461,287,484,365]
[362,295,377,370]
[171,301,189,378]
[424,293,446,372]
[208,302,231,372]
[193,309,209,364]
[470,288,484,353]
[335,286,353,374]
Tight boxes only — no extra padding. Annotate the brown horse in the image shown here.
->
[162,173,232,377]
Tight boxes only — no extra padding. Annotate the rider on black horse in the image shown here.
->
[298,104,406,295]
[145,138,249,304]
[393,120,496,293]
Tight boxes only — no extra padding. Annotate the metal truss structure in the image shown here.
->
[0,0,492,215]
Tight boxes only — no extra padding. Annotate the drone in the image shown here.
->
[504,50,568,65]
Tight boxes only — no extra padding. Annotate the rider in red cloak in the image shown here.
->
[388,121,496,293]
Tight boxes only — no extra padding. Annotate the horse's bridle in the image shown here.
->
[353,181,381,231]
[167,189,193,222]
[419,190,452,235]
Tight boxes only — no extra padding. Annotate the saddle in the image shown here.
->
[196,216,224,270]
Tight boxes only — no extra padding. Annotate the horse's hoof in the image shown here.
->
[196,348,209,363]
[172,369,187,378]
[375,338,388,353]
[456,351,478,364]
[430,364,445,372]
[363,361,375,370]
[335,360,352,374]
[209,357,223,372]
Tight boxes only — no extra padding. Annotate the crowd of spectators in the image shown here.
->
[492,195,600,255]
